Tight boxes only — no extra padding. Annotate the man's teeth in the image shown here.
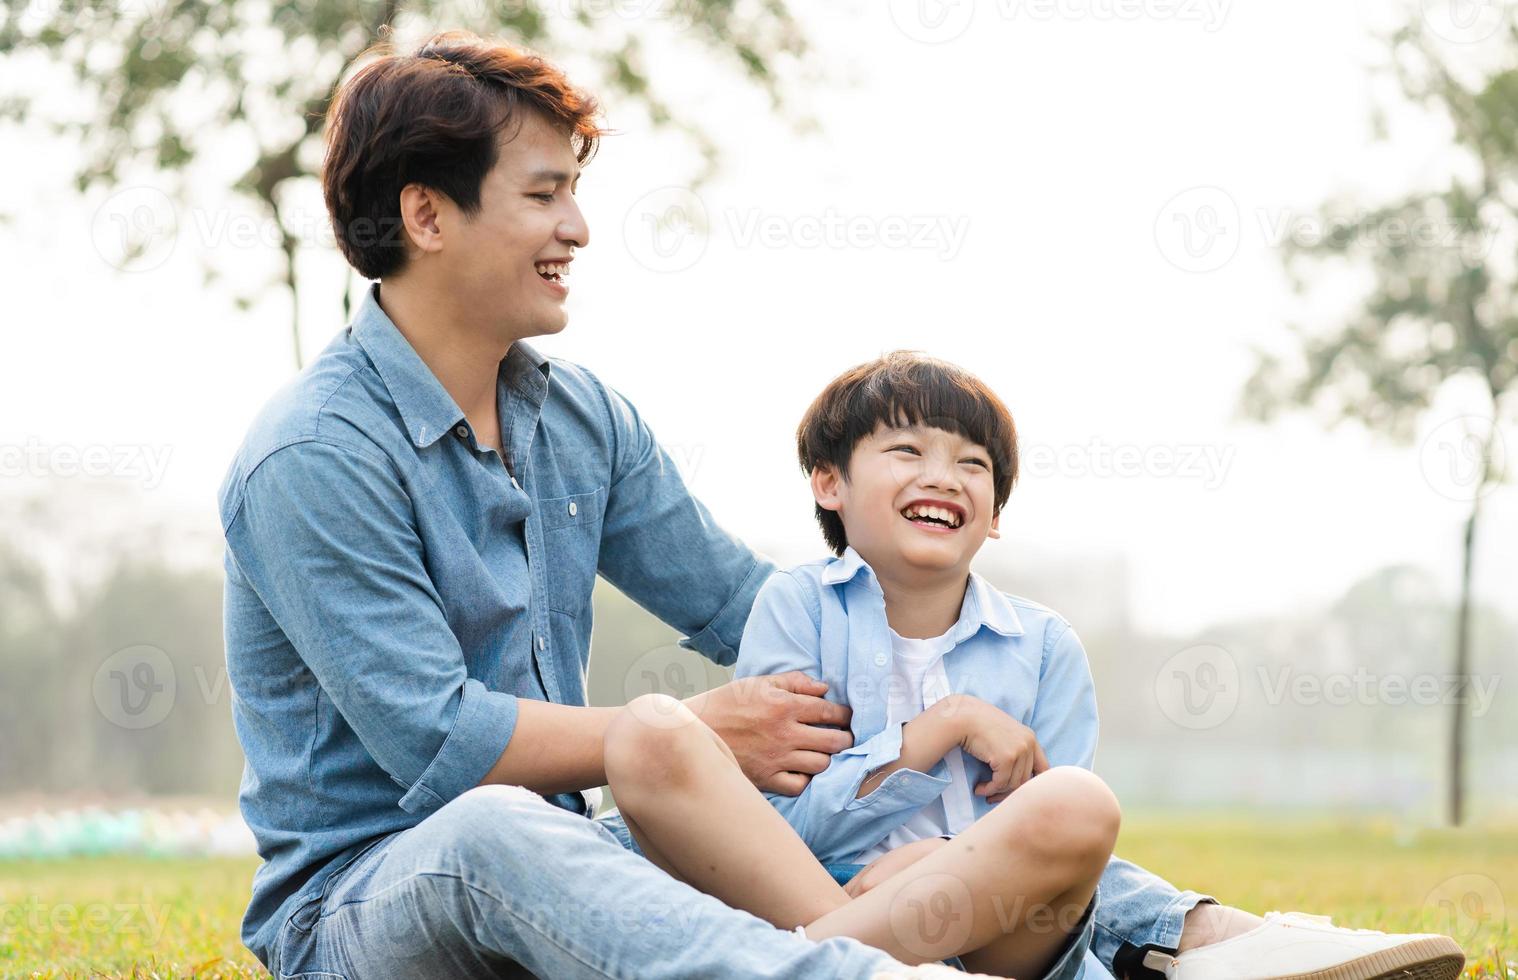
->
[901,504,962,528]
[536,263,568,279]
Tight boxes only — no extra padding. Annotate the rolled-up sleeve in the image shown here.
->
[224,440,518,814]
[592,376,775,666]
[735,572,951,864]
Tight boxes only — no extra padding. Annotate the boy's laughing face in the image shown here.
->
[812,421,1001,581]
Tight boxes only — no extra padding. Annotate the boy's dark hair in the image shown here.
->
[321,31,603,280]
[796,351,1018,556]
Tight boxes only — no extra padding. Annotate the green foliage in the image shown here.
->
[1242,25,1518,445]
[0,0,814,362]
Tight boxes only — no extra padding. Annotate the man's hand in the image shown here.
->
[842,836,950,899]
[684,672,852,795]
[933,693,1048,804]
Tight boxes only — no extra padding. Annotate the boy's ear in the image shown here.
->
[988,510,1001,540]
[810,465,845,512]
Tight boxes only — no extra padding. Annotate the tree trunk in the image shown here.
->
[281,226,302,371]
[1449,495,1477,826]
[1448,419,1497,827]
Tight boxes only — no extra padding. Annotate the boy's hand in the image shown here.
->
[933,694,1048,804]
[843,836,951,898]
[685,672,853,795]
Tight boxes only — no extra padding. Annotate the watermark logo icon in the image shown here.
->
[1154,643,1240,730]
[1419,0,1506,44]
[1423,873,1504,945]
[621,644,726,730]
[624,186,709,273]
[888,871,974,959]
[92,645,176,730]
[91,186,178,273]
[1155,186,1240,273]
[889,0,976,42]
[1419,415,1507,503]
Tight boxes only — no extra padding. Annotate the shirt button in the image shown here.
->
[454,425,468,439]
[874,653,887,666]
[510,476,521,491]
[536,635,546,651]
[568,501,577,517]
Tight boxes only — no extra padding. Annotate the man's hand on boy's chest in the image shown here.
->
[684,671,856,796]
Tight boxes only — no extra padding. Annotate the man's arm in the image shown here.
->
[732,571,953,865]
[227,440,611,807]
[475,701,620,793]
[590,374,773,667]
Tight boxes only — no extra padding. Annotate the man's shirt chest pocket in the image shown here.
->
[535,485,607,615]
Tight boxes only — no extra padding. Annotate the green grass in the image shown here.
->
[0,817,1512,978]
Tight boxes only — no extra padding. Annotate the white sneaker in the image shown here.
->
[1163,911,1465,980]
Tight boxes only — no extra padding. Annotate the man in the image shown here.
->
[219,30,1466,980]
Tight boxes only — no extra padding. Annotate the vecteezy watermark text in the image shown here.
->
[0,439,173,490]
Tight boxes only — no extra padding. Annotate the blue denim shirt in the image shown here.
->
[219,284,772,966]
[732,546,1099,865]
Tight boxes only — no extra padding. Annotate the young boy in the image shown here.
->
[603,351,1117,979]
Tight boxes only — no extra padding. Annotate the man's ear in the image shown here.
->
[987,510,1001,540]
[398,183,446,256]
[810,465,845,513]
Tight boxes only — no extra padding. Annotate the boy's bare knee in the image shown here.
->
[604,694,707,792]
[1000,766,1120,871]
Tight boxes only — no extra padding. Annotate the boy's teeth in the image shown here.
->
[902,504,961,527]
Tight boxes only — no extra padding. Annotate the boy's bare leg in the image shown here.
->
[1179,904,1264,950]
[604,693,853,929]
[607,693,1119,975]
[804,766,1119,975]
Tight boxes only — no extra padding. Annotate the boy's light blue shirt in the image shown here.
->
[733,546,1099,866]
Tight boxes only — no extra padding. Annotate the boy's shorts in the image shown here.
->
[822,862,1098,980]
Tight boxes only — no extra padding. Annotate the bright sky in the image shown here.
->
[3,0,1514,634]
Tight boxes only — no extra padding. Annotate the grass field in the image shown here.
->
[1,815,1512,978]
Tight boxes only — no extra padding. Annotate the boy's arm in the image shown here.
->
[853,705,962,798]
[733,571,955,865]
[1027,622,1100,769]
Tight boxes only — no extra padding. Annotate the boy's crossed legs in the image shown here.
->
[605,693,1118,978]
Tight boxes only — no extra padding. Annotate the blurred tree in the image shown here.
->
[0,0,811,367]
[0,541,58,793]
[1242,23,1517,825]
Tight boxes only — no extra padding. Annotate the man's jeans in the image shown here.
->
[270,785,1212,979]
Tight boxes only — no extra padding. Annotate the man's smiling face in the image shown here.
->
[437,109,589,342]
[812,422,1001,581]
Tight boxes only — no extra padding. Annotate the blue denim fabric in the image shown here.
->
[220,284,773,969]
[270,786,903,979]
[732,547,1101,866]
[1092,858,1215,970]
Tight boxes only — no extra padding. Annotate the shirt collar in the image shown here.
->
[821,545,1024,641]
[350,283,550,448]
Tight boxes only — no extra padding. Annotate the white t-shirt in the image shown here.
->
[855,627,978,863]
